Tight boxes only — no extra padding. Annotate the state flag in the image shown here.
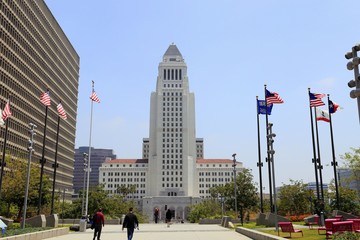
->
[316,108,330,122]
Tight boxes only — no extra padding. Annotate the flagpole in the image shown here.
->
[85,81,95,218]
[256,96,264,213]
[38,100,49,215]
[0,97,11,198]
[51,114,61,214]
[0,118,9,199]
[328,95,340,209]
[308,88,320,202]
[314,107,324,201]
[264,85,273,212]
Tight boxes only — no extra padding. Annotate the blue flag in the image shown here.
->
[257,100,273,115]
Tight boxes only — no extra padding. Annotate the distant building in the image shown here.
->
[99,44,245,220]
[100,158,242,199]
[73,147,116,193]
[337,168,360,197]
[307,182,329,193]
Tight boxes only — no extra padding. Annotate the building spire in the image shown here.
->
[163,43,183,61]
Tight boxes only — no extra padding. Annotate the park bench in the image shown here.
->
[318,218,340,235]
[277,222,303,238]
[334,215,344,221]
[307,215,320,229]
[347,219,360,233]
[326,221,354,239]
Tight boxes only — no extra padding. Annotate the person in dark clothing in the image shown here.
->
[122,207,139,240]
[93,208,105,240]
[165,209,172,227]
[154,208,159,223]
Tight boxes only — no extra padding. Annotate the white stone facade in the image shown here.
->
[98,44,244,220]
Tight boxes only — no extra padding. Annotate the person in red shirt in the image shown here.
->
[93,208,105,240]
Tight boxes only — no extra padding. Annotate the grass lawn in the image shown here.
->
[236,222,328,240]
[261,228,325,240]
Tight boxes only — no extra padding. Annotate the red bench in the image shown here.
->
[348,219,360,232]
[326,221,354,239]
[278,222,303,238]
[318,219,340,235]
[307,215,320,229]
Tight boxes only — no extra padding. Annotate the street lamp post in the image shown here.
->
[267,123,278,231]
[22,123,37,229]
[81,153,88,216]
[62,188,68,225]
[218,194,224,217]
[345,43,360,124]
[232,153,237,218]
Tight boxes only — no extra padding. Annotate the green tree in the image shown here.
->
[328,184,360,215]
[188,199,221,223]
[1,157,52,219]
[340,147,360,195]
[61,184,147,221]
[209,168,259,223]
[277,180,313,216]
[117,184,130,198]
[128,184,136,200]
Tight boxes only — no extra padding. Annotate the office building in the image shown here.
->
[0,0,79,193]
[337,168,360,197]
[73,147,116,194]
[307,182,329,193]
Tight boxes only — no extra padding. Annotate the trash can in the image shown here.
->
[79,218,87,232]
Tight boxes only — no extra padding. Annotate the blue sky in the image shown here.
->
[46,0,360,190]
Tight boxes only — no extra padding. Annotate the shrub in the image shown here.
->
[333,231,359,240]
[286,214,308,222]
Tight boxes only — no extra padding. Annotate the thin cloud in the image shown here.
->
[316,77,336,89]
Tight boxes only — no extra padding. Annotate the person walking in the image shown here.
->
[93,208,105,240]
[122,207,139,240]
[165,209,172,227]
[154,208,159,223]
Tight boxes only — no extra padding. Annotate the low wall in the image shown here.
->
[198,219,221,224]
[199,217,243,226]
[332,210,359,220]
[0,227,68,240]
[255,213,290,227]
[236,227,287,240]
[25,215,46,228]
[60,218,120,225]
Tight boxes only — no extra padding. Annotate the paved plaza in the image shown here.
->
[47,223,252,240]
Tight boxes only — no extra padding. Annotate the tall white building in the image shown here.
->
[147,44,197,197]
[99,44,243,220]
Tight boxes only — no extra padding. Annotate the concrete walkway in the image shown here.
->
[47,223,252,240]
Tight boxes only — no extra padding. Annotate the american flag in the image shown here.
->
[309,92,325,107]
[40,91,51,106]
[57,102,67,120]
[266,89,284,104]
[2,100,12,121]
[90,91,100,103]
